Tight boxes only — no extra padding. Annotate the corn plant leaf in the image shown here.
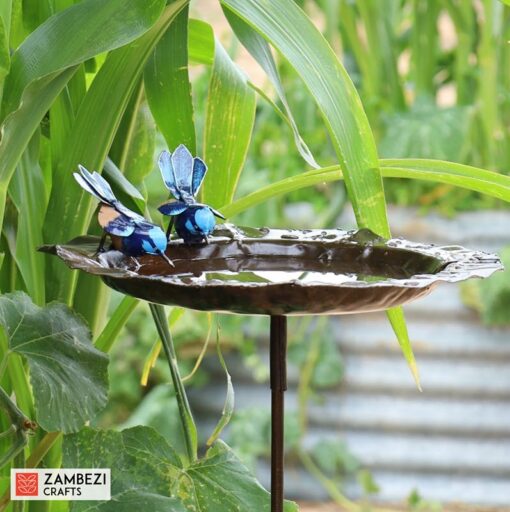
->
[188,18,214,65]
[145,5,196,153]
[0,0,167,231]
[223,9,319,168]
[8,132,46,305]
[122,102,157,186]
[222,159,510,218]
[63,426,298,512]
[221,0,419,384]
[43,0,189,304]
[0,17,9,89]
[0,292,108,433]
[202,37,256,208]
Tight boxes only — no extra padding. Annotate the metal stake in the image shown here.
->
[270,315,287,512]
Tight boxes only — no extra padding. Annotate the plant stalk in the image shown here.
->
[149,303,197,462]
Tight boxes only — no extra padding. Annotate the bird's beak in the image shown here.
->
[159,251,175,267]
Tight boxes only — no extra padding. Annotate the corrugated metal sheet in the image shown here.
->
[190,208,510,506]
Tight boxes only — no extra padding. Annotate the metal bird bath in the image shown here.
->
[41,224,502,512]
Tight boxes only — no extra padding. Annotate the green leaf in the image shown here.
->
[43,0,189,303]
[145,5,196,152]
[94,296,139,353]
[206,323,234,446]
[222,159,510,219]
[220,0,419,385]
[2,0,165,117]
[0,292,108,433]
[103,158,144,202]
[223,9,318,168]
[221,0,388,234]
[64,427,298,512]
[188,18,214,65]
[121,101,157,185]
[8,132,46,305]
[63,427,185,512]
[0,0,168,231]
[380,102,471,161]
[202,37,256,208]
[0,17,9,88]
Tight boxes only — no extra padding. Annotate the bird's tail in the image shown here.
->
[74,165,118,206]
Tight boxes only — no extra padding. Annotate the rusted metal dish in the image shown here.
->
[39,225,503,316]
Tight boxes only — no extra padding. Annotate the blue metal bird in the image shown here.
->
[74,165,174,266]
[157,145,225,244]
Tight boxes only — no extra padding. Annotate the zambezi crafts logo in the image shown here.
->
[11,469,110,501]
[15,472,38,496]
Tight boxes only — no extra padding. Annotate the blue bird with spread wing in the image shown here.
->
[157,144,225,244]
[74,166,173,266]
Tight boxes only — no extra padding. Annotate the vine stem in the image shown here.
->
[149,304,197,462]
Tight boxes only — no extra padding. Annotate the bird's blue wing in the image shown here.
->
[103,215,136,237]
[158,201,189,216]
[158,150,181,200]
[192,157,207,196]
[171,144,193,197]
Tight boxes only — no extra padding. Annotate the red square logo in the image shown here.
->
[15,472,38,496]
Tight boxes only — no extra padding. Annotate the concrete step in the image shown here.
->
[191,385,510,436]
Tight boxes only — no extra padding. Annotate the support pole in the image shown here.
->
[270,315,287,512]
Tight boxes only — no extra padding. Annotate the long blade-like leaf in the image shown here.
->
[44,0,189,304]
[221,0,418,384]
[223,9,318,169]
[222,159,510,217]
[0,0,167,231]
[202,37,256,208]
[145,5,196,152]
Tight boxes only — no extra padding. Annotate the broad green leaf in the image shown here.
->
[145,5,196,152]
[44,0,189,304]
[202,38,256,208]
[223,9,318,168]
[220,0,418,385]
[0,292,108,433]
[380,102,471,161]
[8,132,46,305]
[63,427,185,512]
[63,427,298,512]
[0,0,167,231]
